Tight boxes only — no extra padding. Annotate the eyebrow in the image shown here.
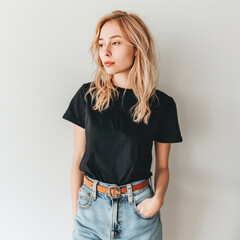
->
[98,35,122,41]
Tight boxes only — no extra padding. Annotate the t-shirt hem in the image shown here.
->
[62,112,85,129]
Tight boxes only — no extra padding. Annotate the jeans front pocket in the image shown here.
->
[133,185,159,220]
[77,184,93,209]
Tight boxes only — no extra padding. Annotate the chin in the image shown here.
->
[105,69,118,75]
[106,68,126,75]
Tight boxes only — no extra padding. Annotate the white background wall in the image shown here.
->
[1,1,239,239]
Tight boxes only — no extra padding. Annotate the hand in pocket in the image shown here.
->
[136,196,161,218]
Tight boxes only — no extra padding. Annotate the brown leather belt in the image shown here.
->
[83,175,149,199]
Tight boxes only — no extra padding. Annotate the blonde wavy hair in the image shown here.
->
[85,10,160,125]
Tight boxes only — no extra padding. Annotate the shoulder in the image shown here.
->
[155,88,174,101]
[75,81,92,98]
[152,88,176,110]
[78,81,95,105]
[80,81,92,92]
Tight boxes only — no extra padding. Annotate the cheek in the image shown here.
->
[99,51,103,61]
[117,49,134,65]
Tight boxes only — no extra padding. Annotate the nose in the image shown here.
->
[104,43,112,56]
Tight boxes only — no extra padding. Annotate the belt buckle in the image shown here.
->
[107,185,121,199]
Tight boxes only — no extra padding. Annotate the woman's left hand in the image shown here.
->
[136,195,164,218]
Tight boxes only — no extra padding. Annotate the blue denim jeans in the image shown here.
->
[73,175,162,240]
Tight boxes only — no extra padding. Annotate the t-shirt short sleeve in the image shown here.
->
[62,84,86,128]
[154,96,183,143]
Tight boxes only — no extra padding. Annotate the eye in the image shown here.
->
[98,42,120,48]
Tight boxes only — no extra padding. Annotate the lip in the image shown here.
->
[104,61,115,67]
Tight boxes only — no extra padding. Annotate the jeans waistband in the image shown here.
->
[84,174,152,189]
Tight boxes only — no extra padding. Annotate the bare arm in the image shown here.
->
[153,142,171,206]
[71,124,86,222]
[135,142,171,217]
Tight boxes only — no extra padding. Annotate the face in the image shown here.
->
[98,20,136,77]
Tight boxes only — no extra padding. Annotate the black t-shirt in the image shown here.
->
[62,81,183,185]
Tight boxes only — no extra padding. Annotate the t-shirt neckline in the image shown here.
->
[113,84,133,92]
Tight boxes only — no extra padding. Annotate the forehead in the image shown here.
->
[99,20,128,41]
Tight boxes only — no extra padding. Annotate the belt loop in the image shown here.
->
[126,183,133,204]
[91,179,99,200]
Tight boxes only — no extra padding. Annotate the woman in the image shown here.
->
[63,10,183,240]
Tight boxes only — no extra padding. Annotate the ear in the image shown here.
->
[134,47,137,56]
